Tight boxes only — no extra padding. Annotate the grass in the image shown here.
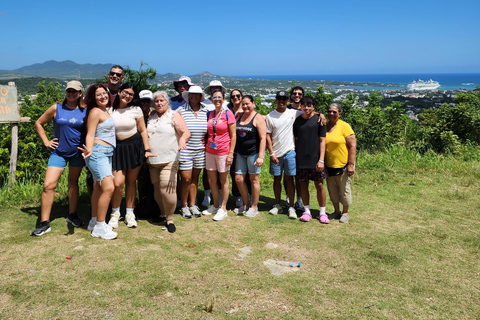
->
[1,146,480,319]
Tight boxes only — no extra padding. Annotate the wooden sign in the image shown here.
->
[0,85,20,123]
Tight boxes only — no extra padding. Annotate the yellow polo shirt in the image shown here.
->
[325,120,354,168]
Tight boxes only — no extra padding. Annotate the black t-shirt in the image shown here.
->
[293,114,326,169]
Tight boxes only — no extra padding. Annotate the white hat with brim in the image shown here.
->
[204,80,226,95]
[182,86,206,102]
[173,76,194,89]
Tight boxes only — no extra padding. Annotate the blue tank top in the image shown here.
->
[95,117,116,147]
[52,103,86,157]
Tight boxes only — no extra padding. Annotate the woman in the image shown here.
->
[31,81,86,237]
[177,86,208,219]
[227,89,251,208]
[234,95,266,218]
[147,91,190,233]
[108,83,155,229]
[325,103,356,223]
[202,89,236,221]
[79,84,117,239]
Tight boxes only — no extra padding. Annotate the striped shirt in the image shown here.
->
[177,103,208,150]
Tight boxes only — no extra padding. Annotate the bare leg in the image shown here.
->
[95,177,115,223]
[235,173,249,206]
[180,170,192,207]
[189,168,202,206]
[219,171,230,210]
[207,170,220,207]
[273,175,282,205]
[300,180,310,207]
[249,173,260,210]
[284,175,295,206]
[314,180,326,208]
[40,167,64,221]
[67,166,82,214]
[111,170,126,209]
[124,166,142,209]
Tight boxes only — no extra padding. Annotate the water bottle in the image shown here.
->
[276,261,301,267]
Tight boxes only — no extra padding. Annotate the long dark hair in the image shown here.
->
[112,83,139,110]
[85,84,108,122]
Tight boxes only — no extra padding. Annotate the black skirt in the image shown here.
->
[112,132,145,171]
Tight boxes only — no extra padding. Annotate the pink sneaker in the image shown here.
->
[299,212,312,222]
[319,214,330,224]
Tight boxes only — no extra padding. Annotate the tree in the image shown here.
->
[314,86,333,114]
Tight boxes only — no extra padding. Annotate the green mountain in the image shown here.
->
[0,60,113,79]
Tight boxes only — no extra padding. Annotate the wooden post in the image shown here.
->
[9,123,18,188]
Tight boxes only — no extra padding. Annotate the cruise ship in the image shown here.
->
[407,78,441,91]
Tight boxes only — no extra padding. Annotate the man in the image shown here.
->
[288,86,305,110]
[293,96,328,223]
[85,65,125,107]
[266,90,303,219]
[286,86,306,210]
[203,80,229,111]
[139,89,153,119]
[170,76,194,110]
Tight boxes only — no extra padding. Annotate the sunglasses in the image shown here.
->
[109,71,123,77]
[292,92,303,96]
[231,94,242,99]
[327,110,338,114]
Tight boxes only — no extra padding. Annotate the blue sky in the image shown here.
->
[1,0,479,75]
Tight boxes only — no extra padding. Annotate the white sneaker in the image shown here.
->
[108,211,120,229]
[201,195,211,207]
[233,205,248,215]
[288,207,297,219]
[125,212,137,228]
[213,209,228,221]
[269,204,283,215]
[245,208,259,218]
[181,206,192,219]
[202,205,218,216]
[235,196,243,208]
[189,205,202,218]
[91,224,117,240]
[87,218,96,231]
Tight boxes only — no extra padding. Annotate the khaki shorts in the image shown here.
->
[326,172,352,207]
[149,161,179,185]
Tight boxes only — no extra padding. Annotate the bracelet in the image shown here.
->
[270,154,275,157]
[318,160,324,163]
[145,149,151,153]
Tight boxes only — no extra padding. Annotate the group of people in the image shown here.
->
[31,65,356,240]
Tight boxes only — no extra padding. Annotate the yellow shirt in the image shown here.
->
[325,119,354,168]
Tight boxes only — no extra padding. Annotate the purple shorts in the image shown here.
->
[296,168,327,182]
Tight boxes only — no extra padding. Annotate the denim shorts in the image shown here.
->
[47,153,85,169]
[85,143,114,182]
[235,153,262,175]
[269,149,296,176]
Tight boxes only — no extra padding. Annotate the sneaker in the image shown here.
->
[167,223,176,233]
[108,211,120,229]
[213,209,228,221]
[319,214,330,224]
[233,205,248,215]
[152,216,166,224]
[299,212,312,222]
[125,212,137,228]
[294,200,305,212]
[30,221,51,236]
[269,204,283,215]
[91,223,117,240]
[181,206,192,219]
[245,208,259,218]
[339,214,349,223]
[201,195,211,207]
[328,211,342,220]
[66,213,84,228]
[87,218,96,231]
[189,205,202,218]
[288,207,297,219]
[235,196,243,208]
[202,205,218,216]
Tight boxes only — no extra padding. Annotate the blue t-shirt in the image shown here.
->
[52,103,86,158]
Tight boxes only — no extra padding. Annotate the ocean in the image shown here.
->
[235,73,480,91]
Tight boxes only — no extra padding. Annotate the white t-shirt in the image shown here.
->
[266,108,302,157]
[108,105,143,138]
